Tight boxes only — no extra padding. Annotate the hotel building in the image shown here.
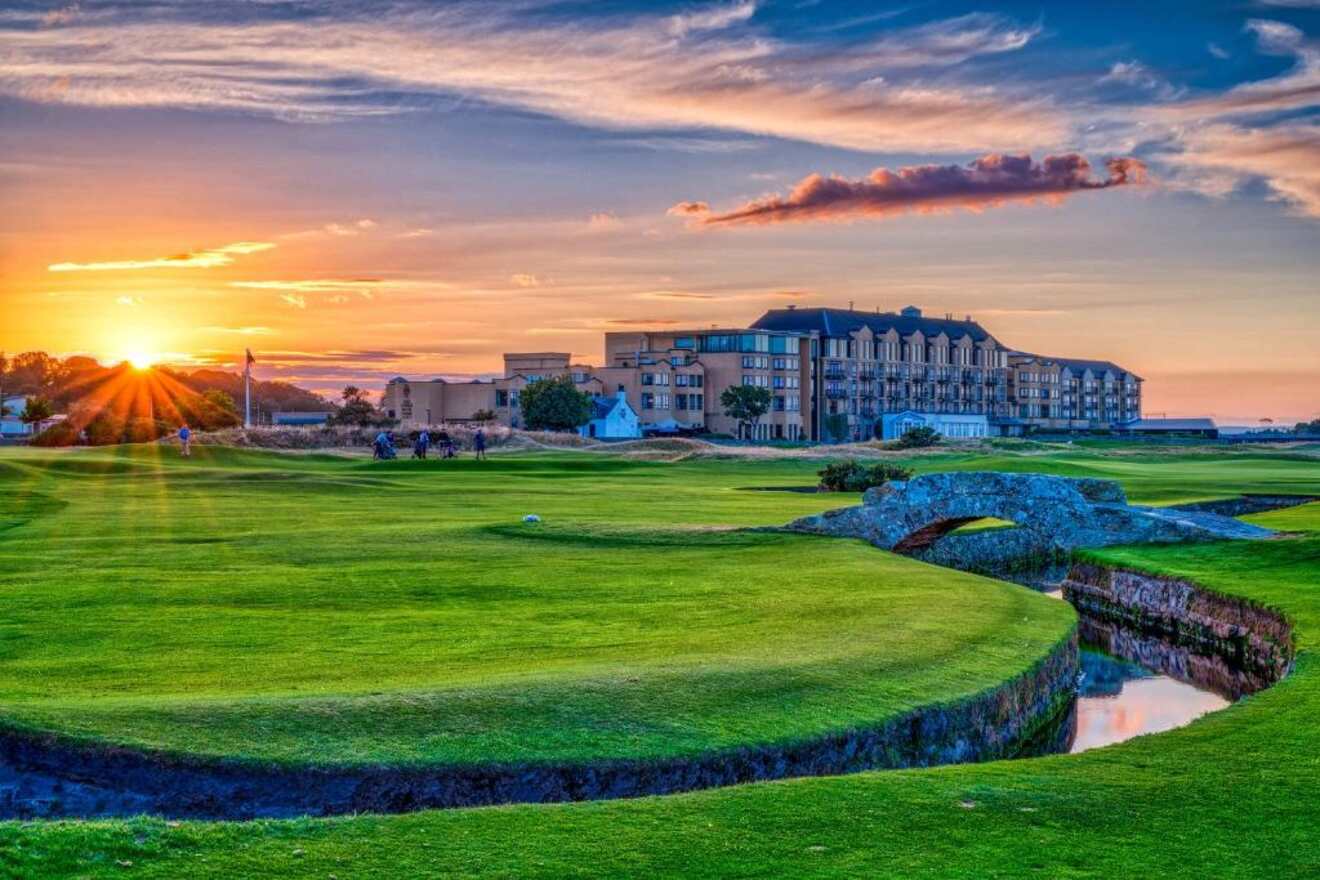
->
[382,305,1141,439]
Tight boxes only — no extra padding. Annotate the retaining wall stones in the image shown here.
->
[1062,562,1294,690]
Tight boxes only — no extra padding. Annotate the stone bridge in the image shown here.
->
[787,472,1273,564]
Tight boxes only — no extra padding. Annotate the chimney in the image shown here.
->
[901,305,922,318]
[787,304,796,310]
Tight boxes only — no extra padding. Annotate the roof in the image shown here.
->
[589,394,631,420]
[1121,418,1217,431]
[751,307,997,343]
[1012,352,1142,380]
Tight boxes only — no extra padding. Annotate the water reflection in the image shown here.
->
[991,563,1242,753]
[1071,649,1230,753]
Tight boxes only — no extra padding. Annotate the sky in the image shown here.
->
[1,0,1318,424]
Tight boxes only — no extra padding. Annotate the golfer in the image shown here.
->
[178,424,192,457]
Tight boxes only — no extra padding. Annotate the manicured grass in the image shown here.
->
[0,445,1073,767]
[3,443,1319,878]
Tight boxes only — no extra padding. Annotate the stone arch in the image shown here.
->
[787,471,1270,559]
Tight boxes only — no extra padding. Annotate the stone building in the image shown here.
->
[380,304,1142,439]
[1007,353,1143,431]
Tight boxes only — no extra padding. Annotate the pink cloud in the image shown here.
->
[697,153,1147,226]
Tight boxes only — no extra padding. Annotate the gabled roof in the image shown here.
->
[589,395,632,420]
[751,307,997,343]
[1012,352,1142,380]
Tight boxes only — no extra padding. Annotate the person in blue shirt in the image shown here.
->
[413,429,430,459]
[178,424,192,457]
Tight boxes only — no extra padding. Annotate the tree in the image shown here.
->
[330,385,384,427]
[19,396,54,427]
[471,408,496,423]
[520,376,592,431]
[893,425,940,449]
[720,385,772,441]
[203,389,239,414]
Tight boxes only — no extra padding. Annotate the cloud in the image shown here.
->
[667,0,757,38]
[510,273,541,288]
[324,218,377,236]
[1159,20,1320,121]
[605,318,683,326]
[230,278,394,293]
[695,153,1147,226]
[49,241,273,272]
[0,3,1065,153]
[587,212,622,230]
[203,325,275,335]
[1170,123,1320,217]
[1100,61,1182,100]
[668,201,711,217]
[279,293,307,309]
[398,228,434,238]
[1207,42,1231,60]
[115,295,143,307]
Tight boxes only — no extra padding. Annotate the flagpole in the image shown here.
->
[244,349,253,428]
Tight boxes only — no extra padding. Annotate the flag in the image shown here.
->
[245,348,256,368]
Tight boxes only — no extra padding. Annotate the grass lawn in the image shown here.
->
[2,442,1318,878]
[0,445,1074,767]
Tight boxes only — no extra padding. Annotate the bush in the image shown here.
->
[30,421,78,447]
[893,425,940,449]
[818,459,913,492]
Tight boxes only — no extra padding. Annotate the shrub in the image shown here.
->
[30,421,78,447]
[893,425,940,449]
[818,459,913,492]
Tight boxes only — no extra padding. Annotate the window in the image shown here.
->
[773,375,785,389]
[655,394,670,409]
[742,375,769,388]
[495,390,509,407]
[509,391,520,407]
[773,396,786,412]
[674,336,695,350]
[675,374,689,387]
[769,335,796,354]
[786,395,800,412]
[641,393,654,409]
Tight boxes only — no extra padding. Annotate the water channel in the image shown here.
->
[1005,566,1238,754]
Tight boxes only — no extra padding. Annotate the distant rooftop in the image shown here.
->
[1012,352,1142,380]
[752,306,997,343]
[1120,418,1217,431]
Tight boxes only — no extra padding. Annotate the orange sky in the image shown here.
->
[3,1,1318,425]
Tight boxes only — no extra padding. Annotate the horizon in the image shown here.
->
[3,1,1319,424]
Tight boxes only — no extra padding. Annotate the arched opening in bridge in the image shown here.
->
[891,517,1022,554]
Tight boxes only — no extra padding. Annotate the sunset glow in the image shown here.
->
[2,1,1318,424]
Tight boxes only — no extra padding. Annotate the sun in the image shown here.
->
[126,351,158,371]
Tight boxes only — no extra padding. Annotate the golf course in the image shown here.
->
[2,441,1318,878]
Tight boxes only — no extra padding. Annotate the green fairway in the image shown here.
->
[0,445,1075,767]
[2,442,1319,879]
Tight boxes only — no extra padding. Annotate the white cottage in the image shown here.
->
[580,391,641,440]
